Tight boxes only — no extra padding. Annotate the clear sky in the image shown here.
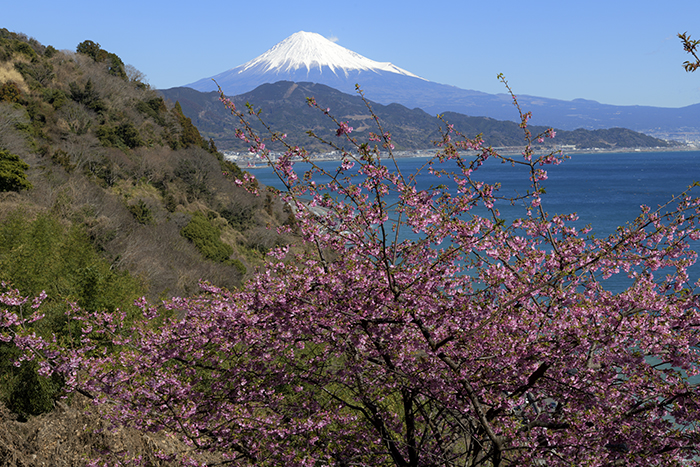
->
[3,0,700,108]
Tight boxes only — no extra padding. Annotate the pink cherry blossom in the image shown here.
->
[1,83,698,467]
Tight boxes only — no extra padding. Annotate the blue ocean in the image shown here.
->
[252,150,700,286]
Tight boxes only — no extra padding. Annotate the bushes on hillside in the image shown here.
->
[127,199,154,225]
[180,211,234,263]
[0,30,281,317]
[69,79,106,113]
[0,81,22,103]
[76,40,127,80]
[172,101,206,149]
[96,121,143,149]
[0,210,143,420]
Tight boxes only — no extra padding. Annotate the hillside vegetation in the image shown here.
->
[0,29,292,301]
[0,29,297,437]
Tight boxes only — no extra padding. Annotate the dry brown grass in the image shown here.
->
[0,62,29,93]
[0,396,223,466]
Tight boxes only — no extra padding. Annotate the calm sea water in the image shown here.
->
[252,150,700,285]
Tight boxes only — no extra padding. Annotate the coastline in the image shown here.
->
[232,144,700,168]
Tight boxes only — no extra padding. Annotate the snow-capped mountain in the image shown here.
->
[182,31,700,137]
[238,31,424,80]
[186,31,426,96]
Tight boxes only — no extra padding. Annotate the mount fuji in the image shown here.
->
[186,31,434,99]
[182,31,700,138]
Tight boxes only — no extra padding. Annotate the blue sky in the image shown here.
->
[4,0,700,108]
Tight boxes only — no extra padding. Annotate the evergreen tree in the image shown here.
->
[172,101,206,149]
[76,40,105,61]
[75,40,127,80]
[0,149,32,192]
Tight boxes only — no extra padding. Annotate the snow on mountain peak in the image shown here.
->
[239,31,425,80]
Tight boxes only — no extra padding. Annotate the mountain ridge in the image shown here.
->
[160,81,678,153]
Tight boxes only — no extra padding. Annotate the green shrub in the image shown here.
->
[164,193,177,213]
[127,199,154,225]
[117,121,142,148]
[219,203,255,231]
[13,41,37,60]
[0,358,62,421]
[42,88,68,109]
[69,79,106,113]
[96,122,142,149]
[180,212,233,262]
[0,211,143,314]
[136,96,167,126]
[76,40,103,60]
[106,52,127,80]
[172,101,206,149]
[76,40,126,80]
[44,45,57,58]
[227,258,247,276]
[0,81,22,103]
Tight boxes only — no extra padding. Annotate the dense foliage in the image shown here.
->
[76,40,127,80]
[0,210,143,420]
[0,28,287,301]
[180,211,234,263]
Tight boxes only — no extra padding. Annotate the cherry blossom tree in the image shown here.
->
[3,78,700,466]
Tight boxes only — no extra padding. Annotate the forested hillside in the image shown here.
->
[161,81,679,152]
[0,29,295,442]
[0,29,291,301]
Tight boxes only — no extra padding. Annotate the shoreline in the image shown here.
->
[233,144,699,168]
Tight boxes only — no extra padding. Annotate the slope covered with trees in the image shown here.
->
[0,28,294,428]
[0,29,291,300]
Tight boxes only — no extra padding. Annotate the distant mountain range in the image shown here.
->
[159,81,677,153]
[182,31,700,140]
